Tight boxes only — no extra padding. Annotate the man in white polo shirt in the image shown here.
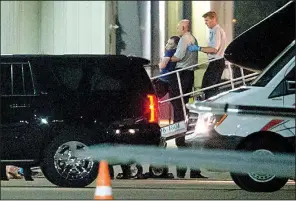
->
[169,19,207,179]
[188,11,226,99]
[169,19,198,125]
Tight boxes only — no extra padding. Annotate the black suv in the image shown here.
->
[0,55,161,187]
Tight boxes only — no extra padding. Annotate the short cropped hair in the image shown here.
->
[202,11,217,19]
[180,19,191,31]
[170,36,180,45]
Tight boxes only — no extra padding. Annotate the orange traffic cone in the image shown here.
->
[94,160,113,200]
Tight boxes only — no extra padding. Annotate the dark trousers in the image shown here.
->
[202,58,225,99]
[23,166,33,180]
[168,70,194,123]
[1,164,7,179]
[121,164,131,178]
[168,70,200,177]
[109,165,114,178]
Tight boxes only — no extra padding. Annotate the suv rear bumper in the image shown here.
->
[185,129,243,150]
[111,123,161,146]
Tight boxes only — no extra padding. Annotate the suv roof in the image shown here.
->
[0,53,158,123]
[0,54,150,65]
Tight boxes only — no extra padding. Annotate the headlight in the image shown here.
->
[186,111,199,135]
[194,113,228,134]
[201,113,216,128]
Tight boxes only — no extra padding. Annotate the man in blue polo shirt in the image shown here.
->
[188,11,226,99]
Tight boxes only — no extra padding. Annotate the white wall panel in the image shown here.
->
[78,1,93,53]
[40,1,54,53]
[138,1,151,60]
[65,1,79,53]
[91,1,107,54]
[192,1,211,64]
[1,1,40,54]
[53,1,65,54]
[40,1,106,54]
[1,1,12,53]
[19,2,41,53]
[2,1,111,55]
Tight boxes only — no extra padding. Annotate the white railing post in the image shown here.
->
[149,57,259,123]
[226,61,234,89]
[158,72,258,105]
[240,67,246,86]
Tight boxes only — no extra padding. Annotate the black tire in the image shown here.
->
[129,164,143,178]
[149,165,169,178]
[40,128,99,187]
[231,172,252,191]
[149,139,168,178]
[230,135,289,192]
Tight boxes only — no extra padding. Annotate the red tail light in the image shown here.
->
[145,94,159,123]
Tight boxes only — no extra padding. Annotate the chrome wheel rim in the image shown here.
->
[54,141,94,180]
[248,149,275,182]
[130,164,139,177]
[151,167,164,176]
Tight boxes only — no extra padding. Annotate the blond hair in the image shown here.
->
[202,11,217,19]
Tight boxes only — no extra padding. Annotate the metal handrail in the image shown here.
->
[150,57,223,80]
[226,61,235,89]
[218,74,258,90]
[151,57,224,120]
[149,57,259,121]
[159,72,258,104]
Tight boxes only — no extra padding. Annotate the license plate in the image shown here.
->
[160,121,187,139]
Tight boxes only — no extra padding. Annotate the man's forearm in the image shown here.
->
[170,56,181,62]
[188,44,218,54]
[200,47,218,54]
[159,57,170,69]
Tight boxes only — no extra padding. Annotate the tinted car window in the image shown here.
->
[51,61,83,91]
[0,64,12,95]
[285,66,295,81]
[13,64,24,94]
[269,66,295,98]
[91,67,123,91]
[252,44,295,87]
[23,64,34,95]
[0,63,34,95]
[51,59,127,93]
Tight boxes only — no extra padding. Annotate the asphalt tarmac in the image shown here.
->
[1,177,295,200]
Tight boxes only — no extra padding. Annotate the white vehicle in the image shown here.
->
[185,1,295,192]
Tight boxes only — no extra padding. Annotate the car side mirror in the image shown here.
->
[286,80,295,91]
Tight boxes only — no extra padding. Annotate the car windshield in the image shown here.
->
[251,42,295,87]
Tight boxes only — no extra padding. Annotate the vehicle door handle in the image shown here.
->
[9,104,31,108]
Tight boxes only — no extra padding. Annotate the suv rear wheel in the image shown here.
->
[149,165,168,178]
[41,129,98,187]
[130,164,143,178]
[230,134,289,192]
